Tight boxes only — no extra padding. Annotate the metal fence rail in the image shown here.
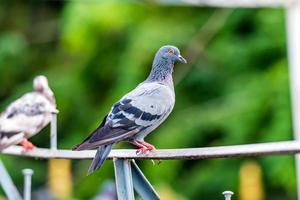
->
[2,140,300,160]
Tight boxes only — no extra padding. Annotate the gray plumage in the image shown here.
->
[0,75,58,150]
[73,45,187,174]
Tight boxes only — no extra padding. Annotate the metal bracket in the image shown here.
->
[131,160,160,200]
[0,160,23,200]
[113,158,160,200]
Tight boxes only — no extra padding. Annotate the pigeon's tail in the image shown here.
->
[87,144,113,175]
[0,131,24,151]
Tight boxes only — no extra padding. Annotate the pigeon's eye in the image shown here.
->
[167,48,174,54]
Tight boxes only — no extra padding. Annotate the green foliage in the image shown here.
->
[0,1,294,199]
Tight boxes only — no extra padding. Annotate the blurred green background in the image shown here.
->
[0,1,295,199]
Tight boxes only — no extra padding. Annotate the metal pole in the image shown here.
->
[113,159,135,200]
[222,191,234,200]
[0,160,22,200]
[286,2,300,199]
[50,113,57,151]
[22,168,34,200]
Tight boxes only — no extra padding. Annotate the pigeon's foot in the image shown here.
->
[136,147,149,155]
[140,141,156,151]
[20,139,35,151]
[131,140,156,155]
[131,140,148,154]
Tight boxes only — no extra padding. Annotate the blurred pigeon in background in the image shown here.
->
[92,180,117,200]
[73,45,187,175]
[0,75,58,151]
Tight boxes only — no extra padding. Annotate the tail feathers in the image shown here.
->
[0,131,24,151]
[87,144,113,175]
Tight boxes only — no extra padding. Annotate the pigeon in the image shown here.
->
[73,45,187,175]
[0,75,58,151]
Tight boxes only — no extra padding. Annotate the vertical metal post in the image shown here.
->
[131,160,160,200]
[0,160,22,200]
[286,3,300,199]
[222,191,234,200]
[22,169,34,200]
[113,158,135,200]
[50,113,57,151]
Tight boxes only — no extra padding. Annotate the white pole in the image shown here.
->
[22,169,34,200]
[286,2,300,199]
[50,113,57,151]
[222,191,234,200]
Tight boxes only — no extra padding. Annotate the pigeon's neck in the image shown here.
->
[146,59,174,85]
[37,89,56,104]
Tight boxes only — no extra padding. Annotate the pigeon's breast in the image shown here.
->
[131,83,175,140]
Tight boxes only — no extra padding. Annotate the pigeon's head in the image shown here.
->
[33,75,49,92]
[155,45,187,64]
[147,45,187,82]
[33,75,55,103]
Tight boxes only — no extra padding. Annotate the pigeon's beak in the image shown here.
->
[177,55,187,64]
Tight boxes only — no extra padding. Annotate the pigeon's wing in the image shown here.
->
[0,92,57,149]
[4,92,58,118]
[73,82,174,150]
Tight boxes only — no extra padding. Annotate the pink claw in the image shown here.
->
[131,140,156,155]
[20,139,36,151]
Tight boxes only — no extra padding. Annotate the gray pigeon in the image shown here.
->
[0,75,58,151]
[73,45,186,175]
